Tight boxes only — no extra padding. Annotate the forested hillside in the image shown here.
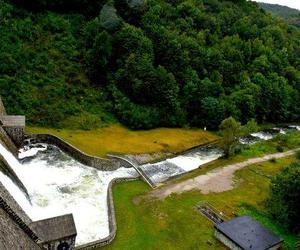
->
[1,0,300,129]
[258,2,300,29]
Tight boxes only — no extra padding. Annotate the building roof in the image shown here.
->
[215,216,283,250]
[30,214,77,243]
[0,116,25,127]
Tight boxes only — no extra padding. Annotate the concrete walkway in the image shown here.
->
[149,149,299,199]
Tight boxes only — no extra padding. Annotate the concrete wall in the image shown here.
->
[0,97,6,115]
[40,236,76,250]
[0,127,18,156]
[27,134,121,171]
[3,127,25,147]
[0,182,41,249]
[268,243,282,250]
[214,230,243,250]
[75,176,139,249]
[0,207,41,250]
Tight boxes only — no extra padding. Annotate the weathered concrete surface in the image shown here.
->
[0,116,25,147]
[149,149,300,199]
[0,207,41,250]
[31,214,77,250]
[0,127,18,156]
[0,182,41,249]
[0,97,6,115]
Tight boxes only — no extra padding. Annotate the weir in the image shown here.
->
[108,154,156,188]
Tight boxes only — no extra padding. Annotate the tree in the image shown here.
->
[267,162,300,233]
[85,31,112,84]
[241,118,259,135]
[199,97,225,129]
[219,117,242,157]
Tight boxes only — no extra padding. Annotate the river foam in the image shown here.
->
[0,143,137,245]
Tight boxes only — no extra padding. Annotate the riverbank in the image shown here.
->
[102,156,299,250]
[100,132,300,250]
[26,125,218,158]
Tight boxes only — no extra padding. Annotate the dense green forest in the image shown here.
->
[0,0,300,129]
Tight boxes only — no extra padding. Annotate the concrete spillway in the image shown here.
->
[0,143,138,246]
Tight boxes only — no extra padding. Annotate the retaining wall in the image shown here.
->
[0,127,18,156]
[26,134,121,171]
[0,97,6,115]
[75,176,139,249]
[0,182,41,249]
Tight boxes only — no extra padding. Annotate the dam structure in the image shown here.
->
[0,97,299,249]
[0,98,78,249]
[0,97,142,249]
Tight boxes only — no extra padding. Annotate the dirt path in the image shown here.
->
[149,149,299,200]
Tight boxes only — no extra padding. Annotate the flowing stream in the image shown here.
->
[140,125,300,184]
[0,125,299,245]
[140,145,223,184]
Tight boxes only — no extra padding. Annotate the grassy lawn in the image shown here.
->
[26,124,218,157]
[102,156,298,250]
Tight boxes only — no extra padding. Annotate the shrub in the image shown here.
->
[60,112,103,130]
[276,145,284,152]
[267,162,300,233]
[296,150,300,160]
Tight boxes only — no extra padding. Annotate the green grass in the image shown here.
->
[101,156,299,250]
[104,181,226,250]
[26,125,218,157]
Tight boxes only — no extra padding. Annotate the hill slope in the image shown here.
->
[258,2,300,29]
[1,0,300,129]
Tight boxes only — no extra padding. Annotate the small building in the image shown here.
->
[215,216,283,250]
[30,214,77,250]
[0,115,25,146]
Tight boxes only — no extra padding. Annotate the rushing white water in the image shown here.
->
[289,125,300,131]
[0,143,137,246]
[142,126,300,184]
[140,146,223,184]
[18,144,47,159]
[251,132,274,140]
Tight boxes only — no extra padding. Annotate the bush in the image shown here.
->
[267,162,300,233]
[60,112,103,130]
[276,145,284,152]
[296,150,300,160]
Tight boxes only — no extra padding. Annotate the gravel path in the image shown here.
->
[149,149,299,199]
